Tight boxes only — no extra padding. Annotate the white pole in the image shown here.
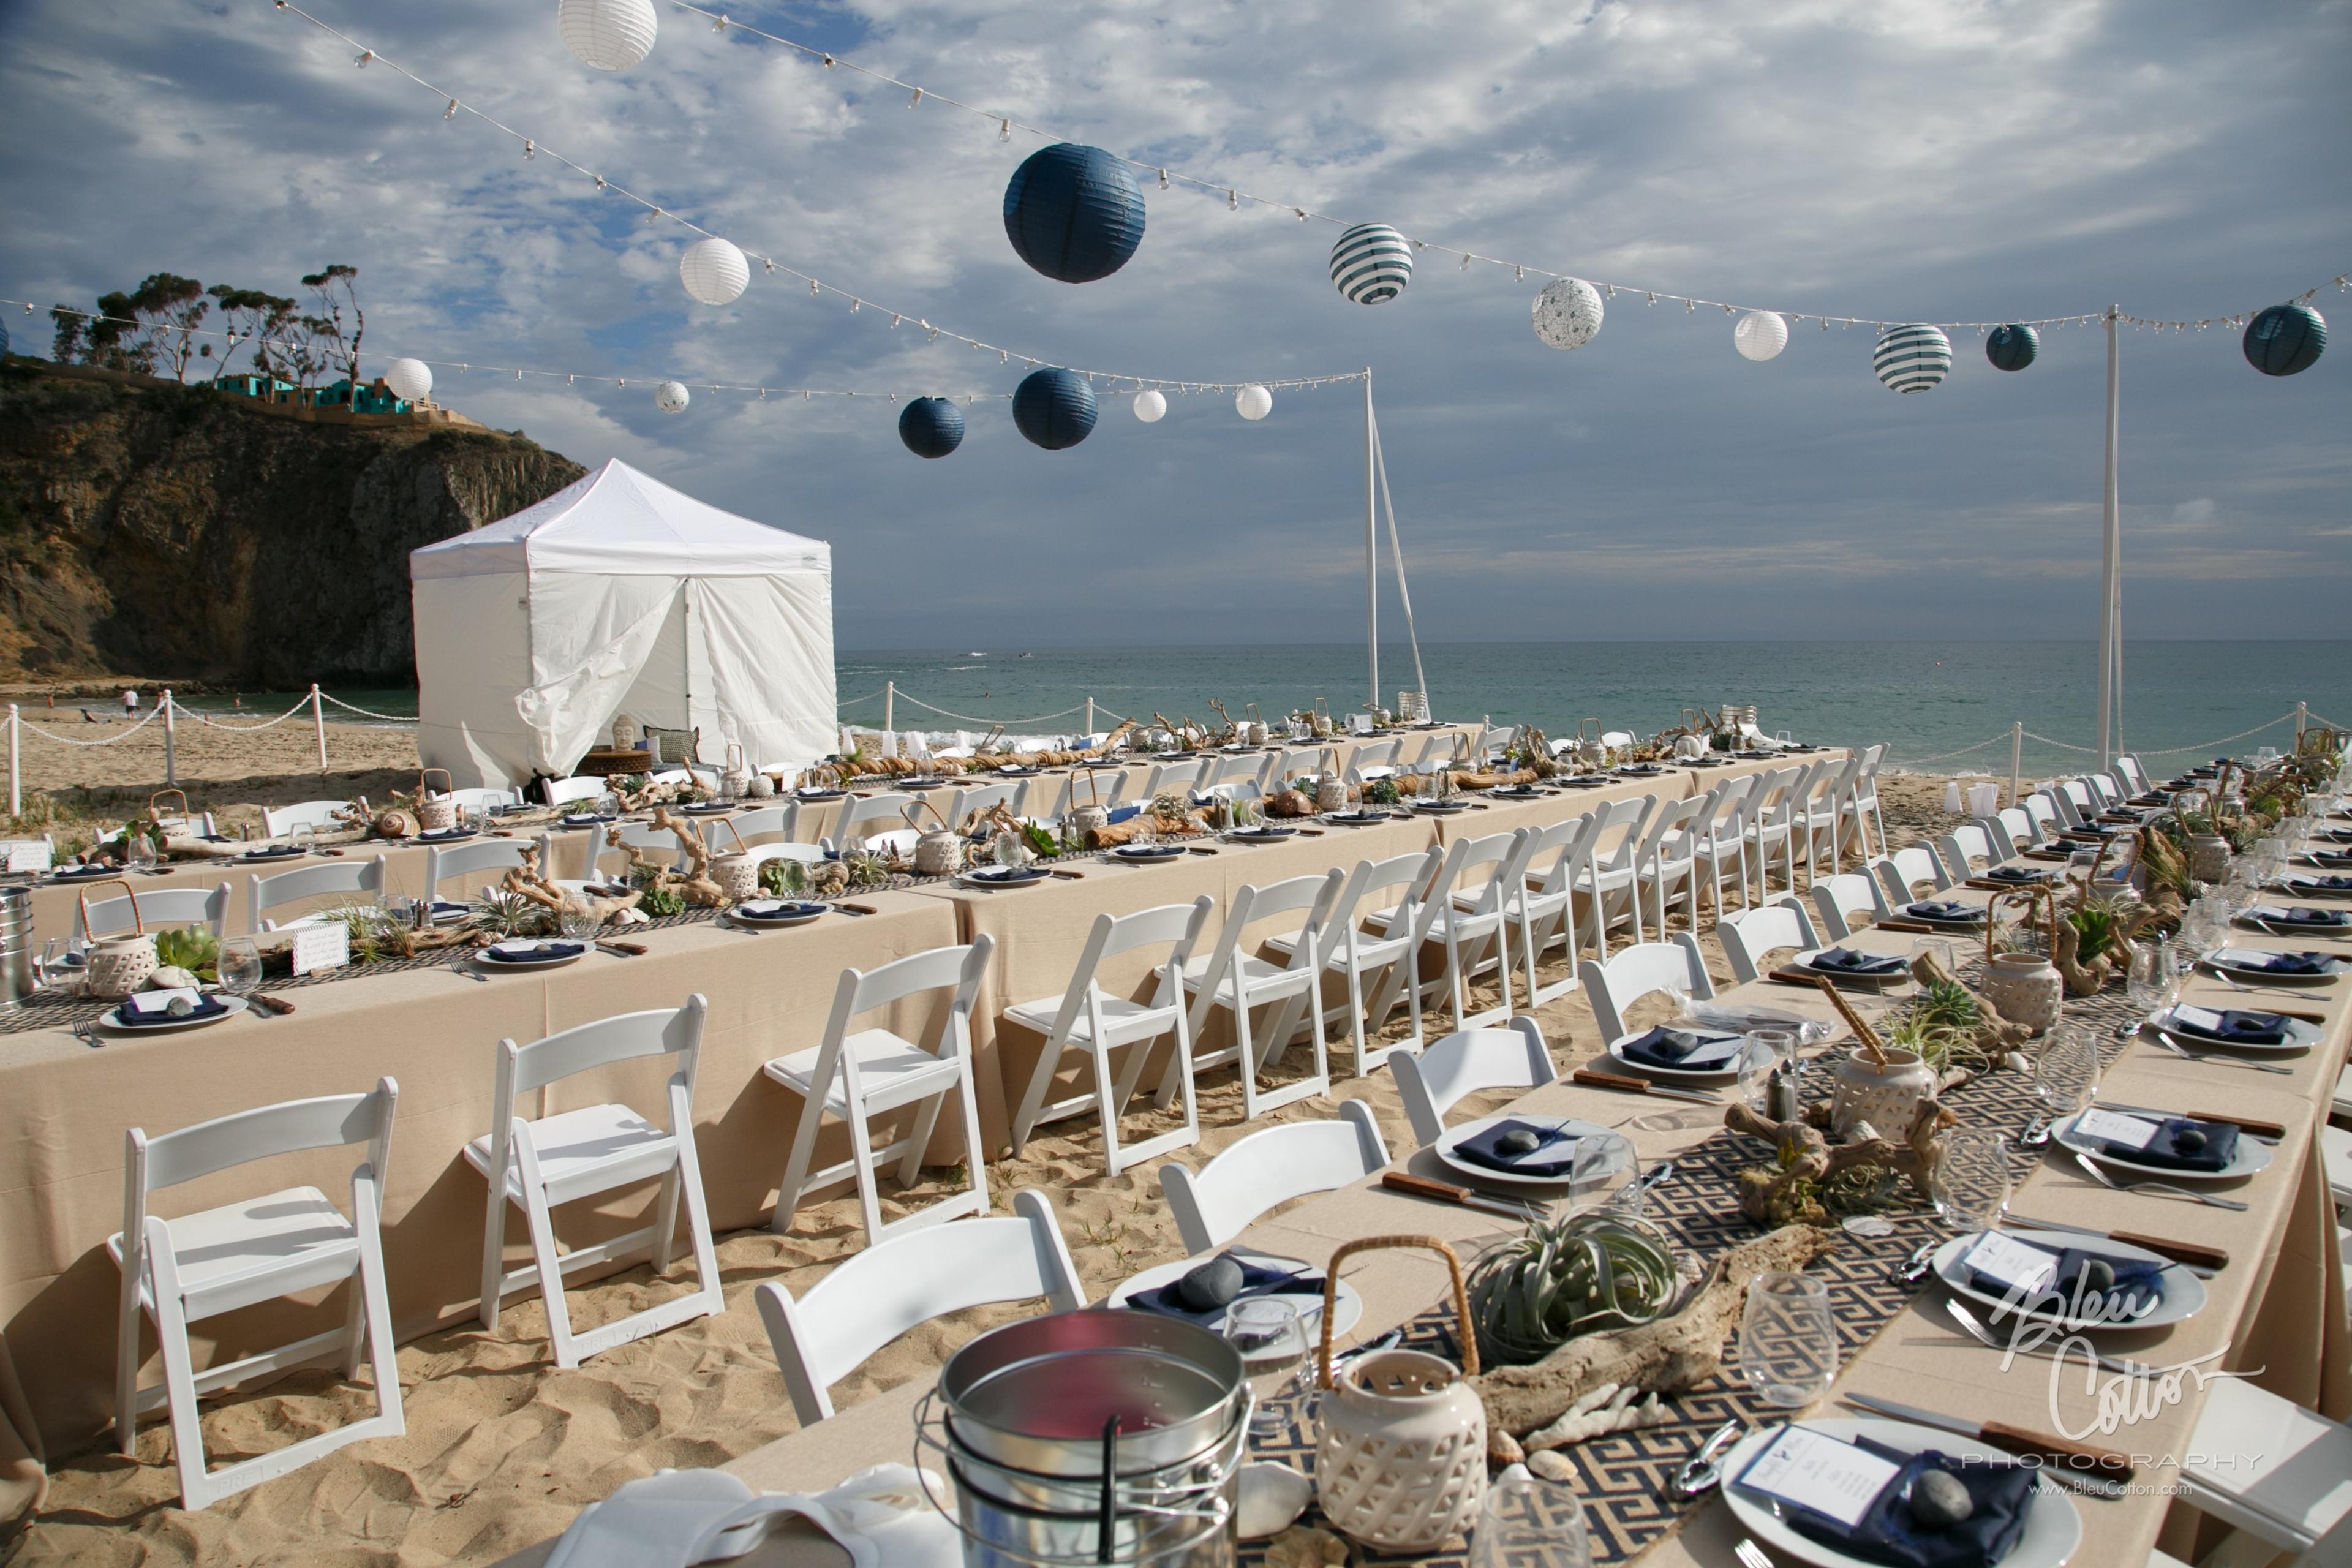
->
[7,705,17,820]
[311,683,328,773]
[883,680,895,734]
[1085,696,1096,737]
[162,690,176,788]
[2095,304,2121,770]
[2010,721,2023,809]
[2297,701,2308,746]
[1363,370,1379,709]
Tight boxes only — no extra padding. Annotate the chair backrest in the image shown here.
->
[1392,1017,1555,1147]
[757,1188,1084,1423]
[543,775,606,807]
[728,802,800,844]
[261,799,352,837]
[2059,778,2097,816]
[251,854,386,929]
[1640,794,1709,865]
[1809,872,1887,938]
[1041,899,1214,1036]
[824,941,995,1095]
[827,793,924,850]
[423,836,549,898]
[1344,739,1401,782]
[2043,785,2086,829]
[1983,808,2034,857]
[1427,829,1532,919]
[1578,935,1715,1044]
[1719,903,1820,984]
[1850,743,1887,794]
[1588,794,1657,874]
[1206,754,1274,790]
[1522,813,1602,897]
[1936,825,1994,881]
[2113,755,2149,794]
[2084,774,2120,807]
[1159,1102,1390,1253]
[1750,765,1805,827]
[948,782,1024,829]
[498,995,708,1107]
[1702,773,1760,832]
[79,883,230,943]
[1348,712,1375,735]
[124,1077,399,1260]
[1276,747,1323,782]
[1871,846,1948,905]
[1325,848,1444,941]
[443,786,521,813]
[1187,872,1344,1030]
[2022,793,2063,834]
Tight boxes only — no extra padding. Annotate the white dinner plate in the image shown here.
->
[729,900,828,929]
[98,995,251,1035]
[2150,1003,2323,1054]
[1790,947,1911,984]
[1224,827,1298,843]
[1901,900,1988,928]
[1106,845,1185,864]
[960,867,1048,890]
[476,940,587,970]
[1431,1114,1627,1189]
[1930,1226,2205,1333]
[2234,905,2352,937]
[1721,1417,2082,1568]
[1107,1250,1361,1338]
[2052,1109,2272,1184]
[2198,947,2348,985]
[1606,1032,1744,1081]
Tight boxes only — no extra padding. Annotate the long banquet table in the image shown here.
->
[0,742,1805,1498]
[491,834,2350,1568]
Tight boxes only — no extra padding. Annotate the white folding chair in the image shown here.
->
[1343,739,1402,789]
[948,781,1025,830]
[1632,795,1708,938]
[728,802,802,844]
[1740,766,1806,900]
[820,793,925,853]
[1719,902,1822,985]
[1178,872,1343,1122]
[1158,1103,1390,1254]
[1265,848,1443,1077]
[1502,813,1603,1009]
[1934,824,1996,884]
[1577,795,1657,960]
[1978,808,2035,859]
[1392,1017,1556,1148]
[1792,755,1860,880]
[1408,828,1536,1030]
[1808,872,1888,940]
[2176,1374,2352,1564]
[1578,937,1716,1050]
[260,799,352,837]
[79,883,230,943]
[2048,783,2092,830]
[767,941,994,1246]
[1842,744,1890,859]
[756,1189,1084,1425]
[251,854,387,932]
[469,997,722,1367]
[421,836,552,901]
[1870,847,1950,908]
[1144,759,1210,799]
[1689,775,1760,918]
[543,775,606,808]
[113,1078,402,1509]
[1002,899,1215,1174]
[2114,755,2152,795]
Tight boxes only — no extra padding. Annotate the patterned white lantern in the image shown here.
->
[1531,278,1604,350]
[557,0,658,70]
[383,358,432,402]
[1235,384,1273,421]
[654,380,690,415]
[1329,224,1414,305]
[1133,389,1167,423]
[1874,323,1952,393]
[1733,311,1788,362]
[679,238,749,306]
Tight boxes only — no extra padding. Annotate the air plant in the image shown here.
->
[317,899,417,960]
[468,889,552,940]
[1464,1212,1680,1368]
[2065,900,2123,966]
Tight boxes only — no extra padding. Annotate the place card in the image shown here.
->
[1675,1034,1745,1069]
[4,840,53,873]
[1960,1232,2060,1297]
[289,923,350,976]
[1734,1425,1902,1529]
[2074,1107,2161,1151]
[2171,1005,2230,1034]
[126,987,202,1016]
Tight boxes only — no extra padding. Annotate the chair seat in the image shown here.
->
[2324,1123,2351,1206]
[1005,992,1172,1041]
[764,1028,959,1110]
[1180,951,1292,990]
[2334,1063,2351,1120]
[465,1102,676,1200]
[110,1185,358,1311]
[2183,1373,2352,1547]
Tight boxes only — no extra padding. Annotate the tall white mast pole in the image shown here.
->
[1365,369,1379,709]
[2107,303,2126,771]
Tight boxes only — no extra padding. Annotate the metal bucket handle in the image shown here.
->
[77,877,143,938]
[1316,1234,1477,1389]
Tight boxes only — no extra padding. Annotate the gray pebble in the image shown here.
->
[1907,1469,1974,1529]
[1496,1129,1544,1156]
[1177,1256,1245,1311]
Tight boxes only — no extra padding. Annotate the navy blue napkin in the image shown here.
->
[2275,906,2349,927]
[485,941,585,964]
[1906,901,1978,922]
[119,995,228,1027]
[1983,865,2046,883]
[2173,1008,2289,1045]
[2291,875,2352,892]
[1970,1242,2164,1319]
[2095,1115,2237,1174]
[1616,1026,1743,1073]
[1780,1436,2038,1568]
[2235,951,2328,974]
[1127,1254,1325,1325]
[1811,947,1907,976]
[2308,850,2352,868]
[1452,1118,1581,1177]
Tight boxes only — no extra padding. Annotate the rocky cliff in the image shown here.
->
[0,361,584,684]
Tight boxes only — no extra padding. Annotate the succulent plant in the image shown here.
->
[638,885,686,918]
[1465,1212,1680,1367]
[153,924,219,977]
[757,857,809,897]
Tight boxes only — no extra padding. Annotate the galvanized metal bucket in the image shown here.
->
[0,888,32,1009]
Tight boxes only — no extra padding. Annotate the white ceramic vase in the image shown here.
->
[1828,1047,1939,1140]
[1983,952,2064,1036]
[1314,1349,1487,1552]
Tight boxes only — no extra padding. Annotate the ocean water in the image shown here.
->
[173,640,2352,778]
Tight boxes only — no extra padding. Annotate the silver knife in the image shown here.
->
[2086,1102,2278,1145]
[1998,1217,2218,1276]
[1839,1392,2132,1498]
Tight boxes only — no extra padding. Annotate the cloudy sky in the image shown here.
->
[2,0,2346,648]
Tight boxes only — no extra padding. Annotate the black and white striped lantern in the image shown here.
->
[1986,323,2038,372]
[1329,223,1413,305]
[1873,323,1951,393]
[2242,303,2326,377]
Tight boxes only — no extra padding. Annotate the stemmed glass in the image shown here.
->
[1738,1272,1838,1408]
[2034,1027,2101,1122]
[1931,1128,2012,1234]
[1221,1298,1309,1441]
[1471,1469,1592,1568]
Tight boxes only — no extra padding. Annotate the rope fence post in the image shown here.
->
[7,704,17,819]
[162,689,176,788]
[311,684,328,773]
[2297,701,2307,745]
[2009,722,2022,807]
[1085,696,1095,737]
[883,680,895,734]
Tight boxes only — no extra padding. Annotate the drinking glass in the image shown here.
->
[1907,937,1955,987]
[36,938,80,993]
[1131,813,1158,848]
[1572,1131,1644,1217]
[2125,938,2179,1012]
[1221,1298,1308,1440]
[1749,1027,1800,1068]
[1739,1272,1838,1407]
[1736,1036,1781,1116]
[215,938,263,998]
[2034,1027,2100,1118]
[557,899,602,942]
[1471,1469,1592,1568]
[1931,1128,2011,1233]
[126,833,156,872]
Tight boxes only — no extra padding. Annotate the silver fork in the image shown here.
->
[2073,1150,2249,1210]
[2150,1029,2294,1075]
[73,1020,104,1049]
[1735,1539,1774,1568]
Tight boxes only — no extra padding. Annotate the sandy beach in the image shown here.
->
[5,745,1970,1567]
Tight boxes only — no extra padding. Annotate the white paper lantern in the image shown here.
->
[1133,389,1167,423]
[1733,311,1788,362]
[654,380,690,415]
[557,0,658,70]
[1235,384,1273,421]
[1873,323,1952,393]
[383,357,433,402]
[679,237,749,306]
[1532,277,1604,350]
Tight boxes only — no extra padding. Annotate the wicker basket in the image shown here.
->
[78,879,159,1000]
[415,768,458,832]
[705,821,763,903]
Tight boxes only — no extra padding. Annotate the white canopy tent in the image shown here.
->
[410,458,835,790]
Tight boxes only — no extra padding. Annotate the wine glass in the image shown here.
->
[1471,1469,1592,1568]
[1738,1272,1838,1408]
[1931,1128,2011,1234]
[1221,1297,1308,1441]
[2034,1027,2100,1120]
[215,938,263,999]
[1572,1131,1644,1218]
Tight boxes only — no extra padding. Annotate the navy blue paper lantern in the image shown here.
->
[2243,303,2326,377]
[1012,368,1097,450]
[897,396,964,459]
[1986,323,2038,371]
[1003,144,1145,285]
[0,317,10,359]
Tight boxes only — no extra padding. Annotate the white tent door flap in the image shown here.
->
[616,590,692,736]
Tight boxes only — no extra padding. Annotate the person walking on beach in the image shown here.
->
[121,688,138,715]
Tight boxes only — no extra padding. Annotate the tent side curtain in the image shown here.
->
[688,573,838,775]
[413,571,534,790]
[513,575,685,777]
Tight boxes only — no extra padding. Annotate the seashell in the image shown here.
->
[1264,1525,1348,1568]
[1527,1449,1577,1482]
[373,809,416,839]
[745,774,775,799]
[149,965,202,990]
[611,907,650,926]
[1237,1463,1311,1540]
